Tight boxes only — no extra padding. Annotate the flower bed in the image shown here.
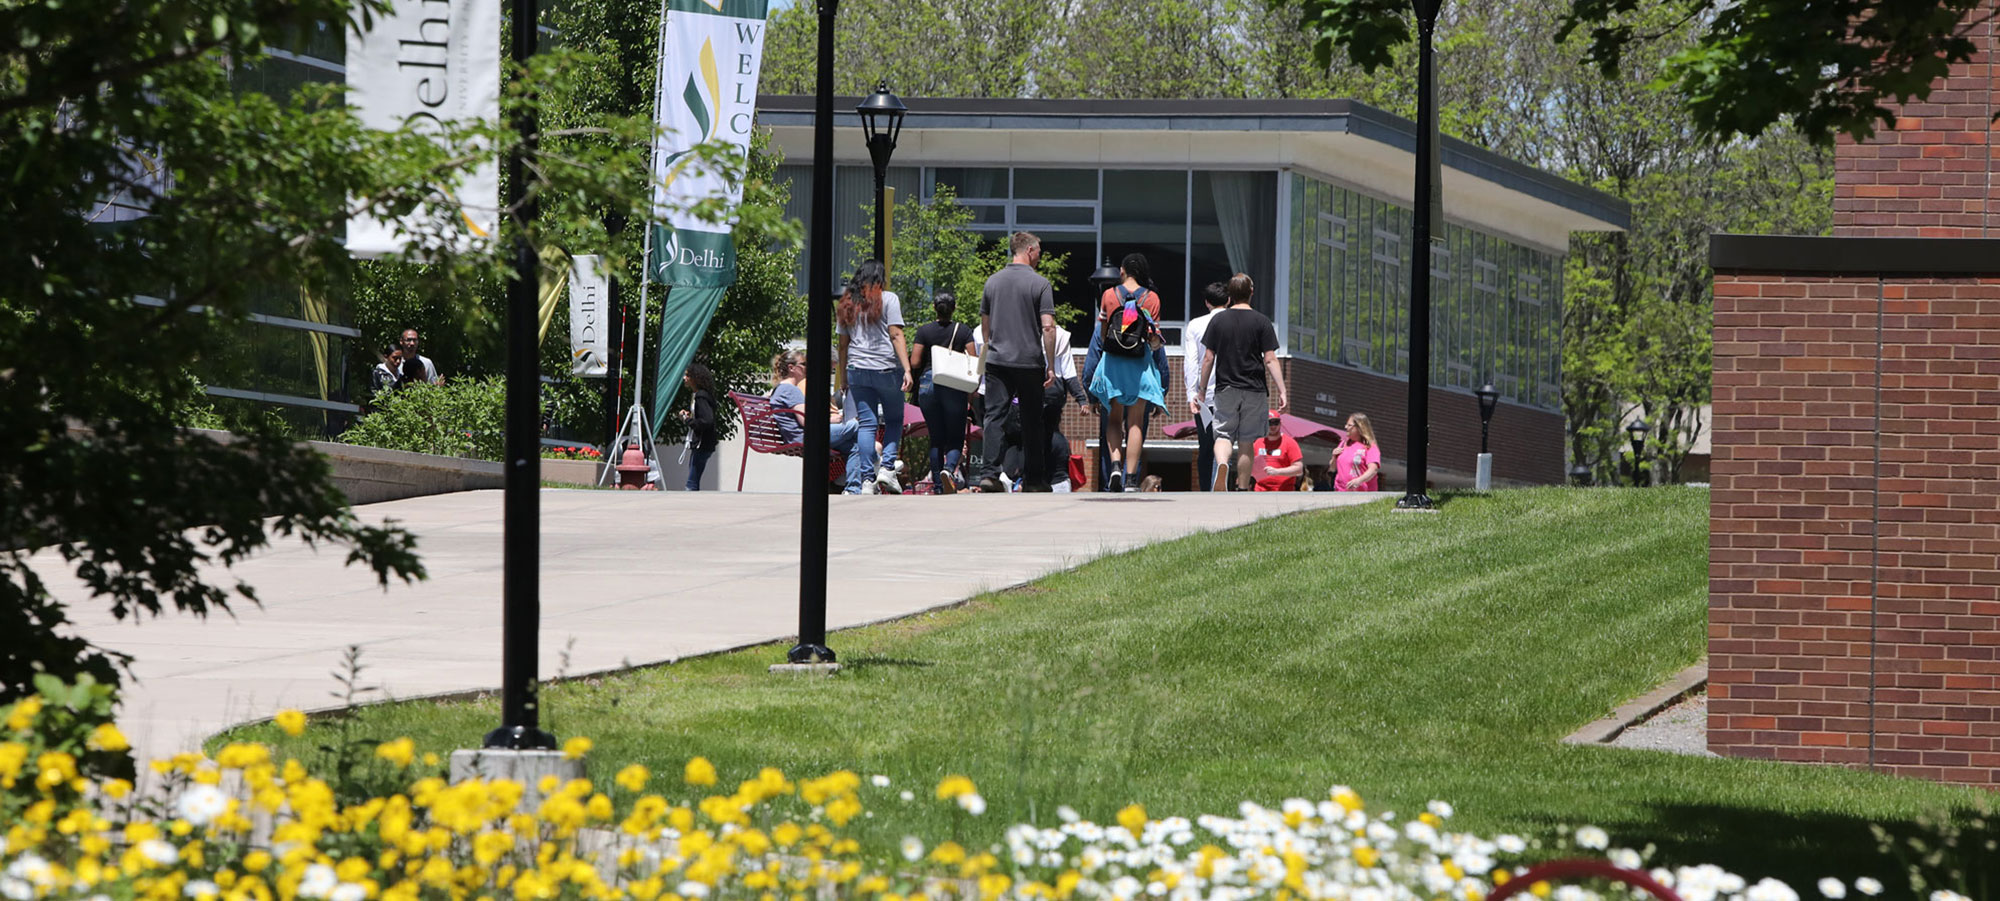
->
[0,687,1972,901]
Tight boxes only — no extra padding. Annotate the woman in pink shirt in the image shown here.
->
[1336,412,1381,491]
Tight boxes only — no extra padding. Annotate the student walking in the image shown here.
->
[1335,412,1382,491]
[912,292,976,493]
[1195,274,1289,491]
[836,260,912,495]
[978,232,1059,493]
[1088,253,1168,492]
[678,362,718,491]
[1183,281,1227,490]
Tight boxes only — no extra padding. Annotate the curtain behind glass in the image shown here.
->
[1209,172,1276,315]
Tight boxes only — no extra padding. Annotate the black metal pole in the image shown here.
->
[1479,419,1490,456]
[871,159,887,263]
[486,0,556,749]
[790,0,837,664]
[1397,5,1438,512]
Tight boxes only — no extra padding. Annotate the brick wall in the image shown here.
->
[1709,272,2000,784]
[1833,6,1999,237]
[1047,354,1565,490]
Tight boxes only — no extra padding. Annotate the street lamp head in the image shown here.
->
[1626,418,1649,445]
[1475,382,1499,424]
[1570,463,1592,487]
[856,81,907,151]
[1411,0,1444,25]
[1089,257,1121,291]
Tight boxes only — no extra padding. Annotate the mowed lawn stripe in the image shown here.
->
[227,487,1983,893]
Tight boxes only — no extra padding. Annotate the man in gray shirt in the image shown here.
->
[978,231,1059,492]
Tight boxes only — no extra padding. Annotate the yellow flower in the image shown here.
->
[684,757,717,786]
[5,697,43,732]
[1529,882,1552,899]
[1117,804,1148,839]
[1351,846,1379,869]
[929,842,966,866]
[615,764,650,793]
[36,751,78,791]
[0,742,29,787]
[562,737,592,760]
[243,852,272,873]
[271,709,307,737]
[87,723,130,752]
[1331,786,1363,812]
[376,738,417,768]
[934,775,976,801]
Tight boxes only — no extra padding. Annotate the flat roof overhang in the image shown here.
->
[757,96,1629,254]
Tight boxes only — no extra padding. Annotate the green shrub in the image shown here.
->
[343,377,510,461]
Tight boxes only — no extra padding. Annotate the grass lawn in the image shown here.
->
[226,487,1987,890]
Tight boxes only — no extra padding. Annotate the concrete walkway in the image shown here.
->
[47,489,1386,761]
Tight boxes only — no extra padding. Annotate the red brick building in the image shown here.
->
[1708,9,2000,783]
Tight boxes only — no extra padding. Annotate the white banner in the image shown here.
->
[569,254,610,378]
[647,0,769,287]
[345,0,501,258]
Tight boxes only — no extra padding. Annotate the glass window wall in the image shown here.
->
[1287,171,1562,411]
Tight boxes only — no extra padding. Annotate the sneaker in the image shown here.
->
[1106,469,1124,493]
[978,476,1003,493]
[998,472,1014,493]
[936,470,958,495]
[876,466,902,495]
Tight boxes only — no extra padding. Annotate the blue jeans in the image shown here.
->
[846,367,904,493]
[917,371,969,480]
[685,445,714,491]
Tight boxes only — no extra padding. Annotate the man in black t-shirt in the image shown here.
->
[1194,274,1290,491]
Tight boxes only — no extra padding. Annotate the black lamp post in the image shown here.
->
[1396,0,1444,512]
[856,82,906,263]
[1626,418,1649,487]
[1090,257,1121,291]
[486,0,556,750]
[790,0,840,665]
[1475,383,1499,455]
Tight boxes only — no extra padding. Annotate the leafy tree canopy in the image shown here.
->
[1286,0,1991,142]
[0,0,658,698]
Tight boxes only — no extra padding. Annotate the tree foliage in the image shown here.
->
[0,0,659,699]
[1288,0,1992,143]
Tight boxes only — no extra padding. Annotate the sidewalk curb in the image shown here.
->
[1562,660,1707,746]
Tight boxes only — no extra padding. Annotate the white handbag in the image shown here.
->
[930,324,983,393]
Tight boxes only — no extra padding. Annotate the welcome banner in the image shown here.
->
[647,0,769,287]
[646,0,769,434]
[345,0,501,257]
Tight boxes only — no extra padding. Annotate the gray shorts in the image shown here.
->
[1213,386,1267,444]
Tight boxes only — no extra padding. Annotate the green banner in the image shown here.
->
[648,223,736,289]
[650,285,727,440]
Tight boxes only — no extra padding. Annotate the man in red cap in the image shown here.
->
[1249,411,1304,492]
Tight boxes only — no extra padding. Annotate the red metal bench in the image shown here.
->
[729,391,845,492]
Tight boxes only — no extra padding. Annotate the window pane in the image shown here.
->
[1191,171,1276,322]
[1012,168,1097,200]
[1015,204,1095,227]
[1101,170,1188,321]
[931,167,1008,200]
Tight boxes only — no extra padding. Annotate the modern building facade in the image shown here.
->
[758,97,1629,488]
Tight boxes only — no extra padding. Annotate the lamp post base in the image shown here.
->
[481,725,558,750]
[1475,453,1493,492]
[786,642,836,664]
[1393,494,1438,513]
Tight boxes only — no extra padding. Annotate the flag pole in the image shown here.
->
[602,0,674,487]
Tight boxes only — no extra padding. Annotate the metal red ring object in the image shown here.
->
[1485,860,1684,901]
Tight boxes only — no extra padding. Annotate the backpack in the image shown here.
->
[1103,286,1159,358]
